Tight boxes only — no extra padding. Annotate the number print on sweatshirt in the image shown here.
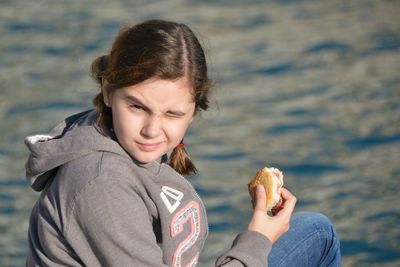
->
[160,186,184,213]
[170,201,201,267]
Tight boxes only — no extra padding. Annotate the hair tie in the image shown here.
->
[177,143,185,148]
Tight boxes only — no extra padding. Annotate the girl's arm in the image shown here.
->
[215,187,296,266]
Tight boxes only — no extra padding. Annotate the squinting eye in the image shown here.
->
[166,111,185,119]
[166,112,184,118]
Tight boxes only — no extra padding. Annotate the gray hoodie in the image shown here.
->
[25,110,271,267]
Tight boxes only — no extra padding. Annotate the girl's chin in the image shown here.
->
[133,154,159,163]
[131,150,167,163]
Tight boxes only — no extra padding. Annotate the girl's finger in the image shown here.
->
[254,185,267,212]
[276,188,296,217]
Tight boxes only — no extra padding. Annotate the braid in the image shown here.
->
[169,145,197,176]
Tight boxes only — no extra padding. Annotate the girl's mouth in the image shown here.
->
[137,142,162,152]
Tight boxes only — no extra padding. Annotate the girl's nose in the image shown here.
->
[141,115,161,138]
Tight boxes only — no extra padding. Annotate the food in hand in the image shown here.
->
[248,166,284,215]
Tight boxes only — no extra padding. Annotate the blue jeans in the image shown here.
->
[268,212,341,267]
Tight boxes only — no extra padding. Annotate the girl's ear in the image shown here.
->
[102,78,112,107]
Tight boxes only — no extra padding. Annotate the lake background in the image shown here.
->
[0,0,399,266]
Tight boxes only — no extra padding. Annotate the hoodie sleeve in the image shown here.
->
[215,231,272,267]
[65,175,170,267]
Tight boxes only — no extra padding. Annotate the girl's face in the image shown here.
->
[104,78,196,163]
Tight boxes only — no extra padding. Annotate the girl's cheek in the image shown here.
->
[166,123,187,138]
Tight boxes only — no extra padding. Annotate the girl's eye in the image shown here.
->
[130,104,145,111]
[166,112,183,119]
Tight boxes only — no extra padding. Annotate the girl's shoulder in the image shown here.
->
[55,151,141,203]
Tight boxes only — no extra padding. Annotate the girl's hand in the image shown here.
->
[247,186,296,244]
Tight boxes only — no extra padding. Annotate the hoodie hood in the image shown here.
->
[24,110,130,192]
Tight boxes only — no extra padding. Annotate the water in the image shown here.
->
[1,0,399,266]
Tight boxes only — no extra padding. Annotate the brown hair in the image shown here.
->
[91,19,212,175]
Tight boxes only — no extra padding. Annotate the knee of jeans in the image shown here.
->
[292,211,339,239]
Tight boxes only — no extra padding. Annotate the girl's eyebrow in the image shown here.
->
[125,95,145,106]
[124,95,187,116]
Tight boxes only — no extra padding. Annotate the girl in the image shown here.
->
[25,19,341,266]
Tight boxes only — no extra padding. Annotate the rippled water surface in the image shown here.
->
[1,1,399,266]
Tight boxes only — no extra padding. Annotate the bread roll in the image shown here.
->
[248,167,284,215]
